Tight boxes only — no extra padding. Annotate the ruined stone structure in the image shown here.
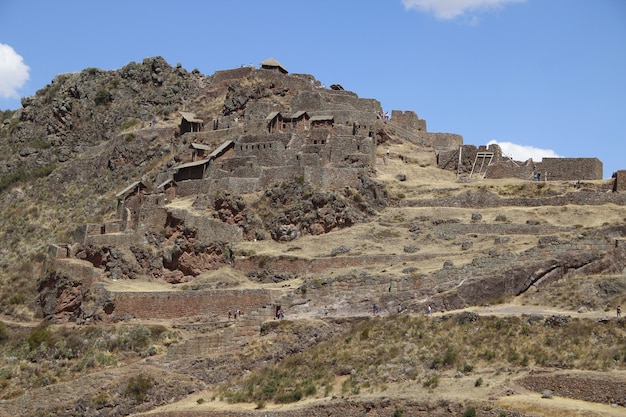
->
[613,170,626,192]
[45,59,618,329]
[388,110,463,151]
[438,144,604,182]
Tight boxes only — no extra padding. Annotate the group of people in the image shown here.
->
[230,301,619,322]
[228,309,243,319]
[533,166,547,181]
[376,110,390,121]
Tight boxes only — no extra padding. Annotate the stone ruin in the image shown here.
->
[42,58,621,325]
[55,58,619,257]
[437,144,604,181]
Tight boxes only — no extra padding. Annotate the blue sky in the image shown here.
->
[1,0,624,178]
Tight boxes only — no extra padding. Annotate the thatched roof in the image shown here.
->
[191,142,211,151]
[310,115,334,122]
[115,181,147,199]
[180,111,204,124]
[173,159,211,171]
[260,57,288,74]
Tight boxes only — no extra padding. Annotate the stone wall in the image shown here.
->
[539,157,603,181]
[175,178,213,197]
[390,110,426,133]
[179,128,241,146]
[214,177,261,196]
[52,258,103,284]
[85,232,139,247]
[166,207,243,244]
[426,132,463,151]
[138,196,169,232]
[233,253,436,276]
[107,288,277,320]
[212,66,254,84]
[438,144,604,181]
[48,244,70,259]
[613,170,626,192]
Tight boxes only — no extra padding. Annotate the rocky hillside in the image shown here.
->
[0,58,625,417]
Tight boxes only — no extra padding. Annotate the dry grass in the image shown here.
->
[497,394,626,417]
[217,314,626,406]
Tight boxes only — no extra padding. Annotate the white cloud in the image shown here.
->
[402,0,526,20]
[487,140,561,162]
[0,43,30,99]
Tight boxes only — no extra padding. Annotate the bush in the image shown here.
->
[442,347,457,367]
[128,325,151,351]
[275,389,302,404]
[360,327,370,340]
[463,407,477,417]
[482,349,496,361]
[0,163,57,193]
[28,326,53,351]
[0,321,8,344]
[125,374,153,402]
[94,87,112,105]
[120,118,140,131]
[8,294,26,305]
[422,374,439,388]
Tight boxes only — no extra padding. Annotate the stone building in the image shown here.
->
[115,181,148,231]
[179,112,203,135]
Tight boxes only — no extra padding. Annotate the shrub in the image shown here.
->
[393,406,404,417]
[463,407,477,417]
[93,391,111,408]
[129,325,151,351]
[360,327,370,340]
[0,321,8,344]
[422,374,439,388]
[474,377,483,387]
[94,87,112,105]
[8,294,26,305]
[125,374,153,402]
[482,349,496,361]
[120,118,140,131]
[28,326,53,351]
[275,389,302,403]
[442,347,457,367]
[0,163,55,193]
